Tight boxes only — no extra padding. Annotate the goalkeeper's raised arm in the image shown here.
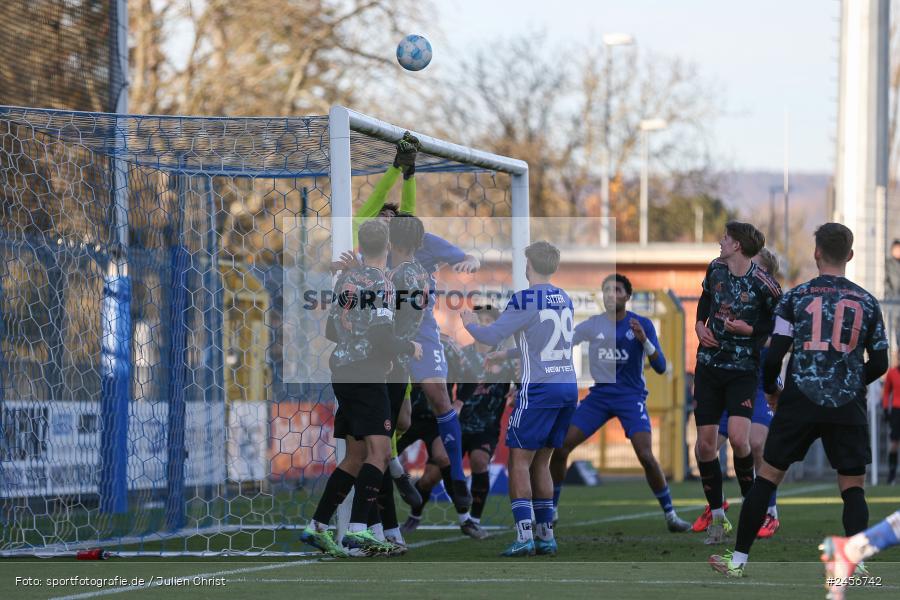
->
[353,132,420,233]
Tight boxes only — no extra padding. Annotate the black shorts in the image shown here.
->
[462,431,499,457]
[332,381,393,439]
[890,411,900,442]
[397,414,440,455]
[764,411,871,474]
[693,363,758,426]
[387,381,408,427]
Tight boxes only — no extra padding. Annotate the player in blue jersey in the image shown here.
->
[550,273,692,533]
[710,223,889,579]
[697,248,782,538]
[820,510,900,600]
[461,241,578,557]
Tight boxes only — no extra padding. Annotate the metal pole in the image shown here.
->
[512,171,531,291]
[640,129,649,247]
[600,51,611,248]
[328,106,353,543]
[783,109,790,273]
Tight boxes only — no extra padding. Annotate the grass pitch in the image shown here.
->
[1,480,898,600]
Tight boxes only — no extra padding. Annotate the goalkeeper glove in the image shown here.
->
[393,131,420,179]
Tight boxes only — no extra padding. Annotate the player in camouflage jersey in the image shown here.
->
[456,305,519,538]
[365,214,431,554]
[300,220,423,558]
[693,221,782,544]
[710,223,890,580]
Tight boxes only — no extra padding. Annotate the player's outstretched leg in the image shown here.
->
[630,431,691,532]
[423,379,472,511]
[820,511,900,600]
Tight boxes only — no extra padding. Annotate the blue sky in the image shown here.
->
[432,0,840,173]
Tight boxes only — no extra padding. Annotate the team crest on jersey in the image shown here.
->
[625,329,635,340]
[740,291,750,303]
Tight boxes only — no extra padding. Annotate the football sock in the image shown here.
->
[436,410,466,481]
[510,498,533,543]
[470,471,491,520]
[735,476,777,555]
[841,487,868,536]
[733,452,755,497]
[552,484,562,509]
[845,511,900,562]
[889,451,897,483]
[389,456,405,479]
[653,485,674,514]
[698,458,725,511]
[412,480,429,518]
[767,490,778,518]
[440,465,457,506]
[533,498,554,541]
[350,463,384,526]
[378,471,399,530]
[311,467,355,526]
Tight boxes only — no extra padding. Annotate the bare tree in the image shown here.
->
[420,32,720,230]
[129,0,428,116]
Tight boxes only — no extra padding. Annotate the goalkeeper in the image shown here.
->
[347,133,480,513]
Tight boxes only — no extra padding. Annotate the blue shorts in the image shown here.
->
[570,387,652,439]
[507,404,576,450]
[410,325,448,381]
[718,389,774,437]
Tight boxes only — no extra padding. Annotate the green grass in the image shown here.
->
[1,480,899,599]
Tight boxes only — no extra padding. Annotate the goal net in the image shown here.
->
[0,104,535,557]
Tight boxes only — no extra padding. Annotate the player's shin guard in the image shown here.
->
[312,467,356,525]
[470,471,491,520]
[436,410,466,481]
[349,464,384,528]
[841,487,868,536]
[735,476,777,555]
[733,453,755,498]
[698,459,725,510]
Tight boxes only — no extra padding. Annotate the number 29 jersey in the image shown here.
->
[464,283,577,408]
[776,274,888,410]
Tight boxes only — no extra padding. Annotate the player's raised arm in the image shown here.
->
[461,294,532,347]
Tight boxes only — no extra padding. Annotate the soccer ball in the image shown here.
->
[396,34,432,71]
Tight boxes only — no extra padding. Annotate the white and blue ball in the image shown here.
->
[396,34,432,71]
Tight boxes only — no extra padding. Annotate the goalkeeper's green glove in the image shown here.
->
[393,131,419,179]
